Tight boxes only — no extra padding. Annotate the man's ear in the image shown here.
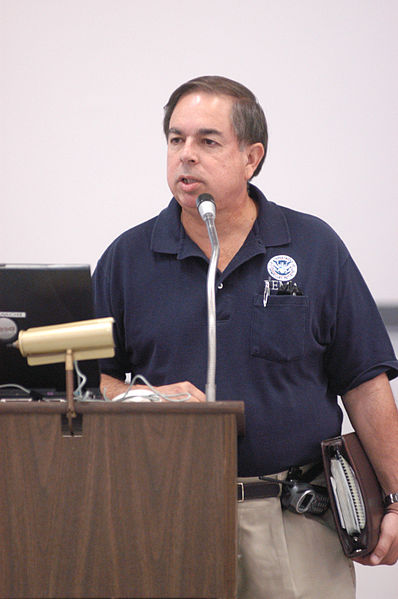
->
[244,143,265,180]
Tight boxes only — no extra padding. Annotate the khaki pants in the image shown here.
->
[237,474,356,599]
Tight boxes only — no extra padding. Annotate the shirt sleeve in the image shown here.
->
[92,246,131,381]
[324,254,398,396]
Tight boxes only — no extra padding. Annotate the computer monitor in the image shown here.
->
[0,264,101,398]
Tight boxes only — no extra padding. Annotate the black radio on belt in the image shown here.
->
[279,479,329,514]
[260,466,329,516]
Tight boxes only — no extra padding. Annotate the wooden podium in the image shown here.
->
[0,400,244,599]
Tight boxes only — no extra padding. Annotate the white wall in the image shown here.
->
[2,0,398,304]
[1,0,397,595]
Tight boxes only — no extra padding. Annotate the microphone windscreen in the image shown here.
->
[196,194,216,220]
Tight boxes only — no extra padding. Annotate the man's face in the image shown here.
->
[166,92,254,216]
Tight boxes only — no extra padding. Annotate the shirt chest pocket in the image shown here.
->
[250,294,309,362]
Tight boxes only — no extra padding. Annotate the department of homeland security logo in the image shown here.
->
[267,255,298,282]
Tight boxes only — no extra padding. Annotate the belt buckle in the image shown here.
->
[237,482,245,502]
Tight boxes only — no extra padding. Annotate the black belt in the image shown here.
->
[237,480,281,502]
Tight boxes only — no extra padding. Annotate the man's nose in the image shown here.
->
[180,140,198,164]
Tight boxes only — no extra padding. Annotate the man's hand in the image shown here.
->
[354,510,398,566]
[100,373,206,402]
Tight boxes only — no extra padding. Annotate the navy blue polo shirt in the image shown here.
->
[93,185,398,476]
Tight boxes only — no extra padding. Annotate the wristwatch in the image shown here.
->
[383,492,398,508]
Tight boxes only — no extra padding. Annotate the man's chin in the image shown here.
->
[174,190,203,211]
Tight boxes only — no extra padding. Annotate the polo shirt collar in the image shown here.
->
[151,199,202,259]
[151,184,291,258]
[250,184,291,248]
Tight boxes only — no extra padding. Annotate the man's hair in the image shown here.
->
[163,75,268,178]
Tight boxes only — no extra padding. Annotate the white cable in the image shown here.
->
[73,360,89,399]
[109,374,192,403]
[0,383,31,394]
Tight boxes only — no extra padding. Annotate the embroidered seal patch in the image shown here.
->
[267,255,298,282]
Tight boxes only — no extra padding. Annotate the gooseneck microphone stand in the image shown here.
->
[196,194,220,402]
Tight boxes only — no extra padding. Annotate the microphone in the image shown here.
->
[196,194,220,402]
[196,193,216,221]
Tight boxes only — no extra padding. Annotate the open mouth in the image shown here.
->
[179,176,199,185]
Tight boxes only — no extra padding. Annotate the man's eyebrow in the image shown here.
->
[167,127,223,137]
[168,127,182,136]
[197,128,223,137]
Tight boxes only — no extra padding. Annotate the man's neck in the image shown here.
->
[181,192,258,272]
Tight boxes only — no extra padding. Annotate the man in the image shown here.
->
[93,76,398,598]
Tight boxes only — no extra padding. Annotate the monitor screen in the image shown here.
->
[0,264,100,396]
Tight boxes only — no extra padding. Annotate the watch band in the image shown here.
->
[383,492,398,508]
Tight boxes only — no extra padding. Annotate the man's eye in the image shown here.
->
[169,137,182,145]
[203,139,217,146]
